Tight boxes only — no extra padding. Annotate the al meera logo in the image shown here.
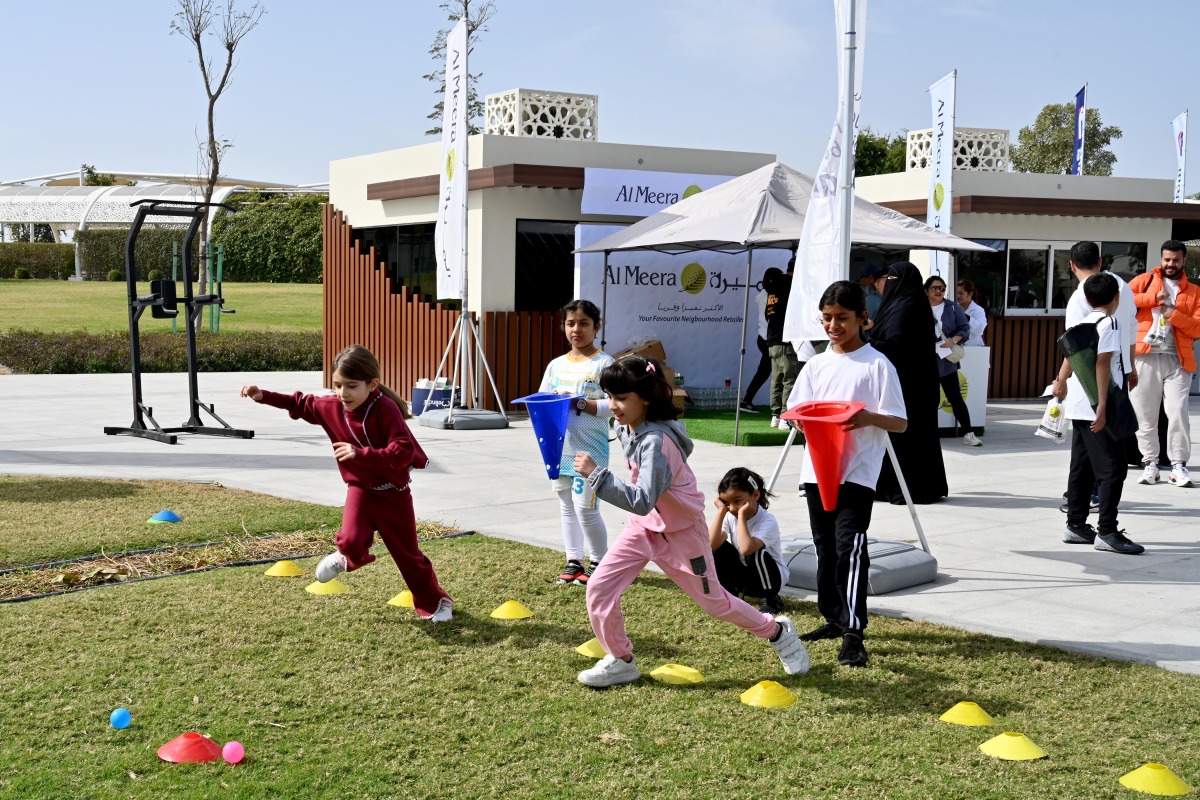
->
[681,263,706,294]
[933,182,945,211]
[682,184,703,200]
[445,149,456,180]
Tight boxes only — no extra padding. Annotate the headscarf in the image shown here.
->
[869,262,931,344]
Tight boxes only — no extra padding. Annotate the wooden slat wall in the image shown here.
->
[323,205,560,408]
[984,316,1064,399]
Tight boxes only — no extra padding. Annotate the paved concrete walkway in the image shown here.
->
[2,371,1198,674]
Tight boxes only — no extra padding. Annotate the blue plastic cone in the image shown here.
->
[147,510,182,524]
[511,393,580,479]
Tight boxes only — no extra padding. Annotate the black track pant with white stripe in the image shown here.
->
[712,540,783,599]
[804,481,875,634]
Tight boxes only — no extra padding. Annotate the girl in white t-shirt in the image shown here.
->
[708,467,790,615]
[789,281,908,668]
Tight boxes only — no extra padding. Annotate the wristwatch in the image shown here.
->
[575,397,588,416]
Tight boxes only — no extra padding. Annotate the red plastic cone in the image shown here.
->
[782,400,867,511]
[157,731,223,763]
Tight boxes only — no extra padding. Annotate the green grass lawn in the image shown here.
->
[1,480,1197,799]
[0,280,321,333]
[683,408,799,447]
[0,477,342,569]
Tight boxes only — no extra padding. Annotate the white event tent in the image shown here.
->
[576,161,995,439]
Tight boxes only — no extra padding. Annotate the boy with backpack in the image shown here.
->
[1051,272,1144,555]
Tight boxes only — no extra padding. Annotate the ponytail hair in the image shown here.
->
[331,344,412,419]
[718,467,775,509]
[599,355,678,421]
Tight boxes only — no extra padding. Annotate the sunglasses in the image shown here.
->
[929,286,946,292]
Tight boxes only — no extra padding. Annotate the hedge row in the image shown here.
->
[74,228,198,282]
[0,243,75,279]
[211,192,325,283]
[0,329,321,374]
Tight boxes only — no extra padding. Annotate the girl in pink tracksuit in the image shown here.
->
[572,355,809,688]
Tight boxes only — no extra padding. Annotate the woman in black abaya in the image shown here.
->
[868,262,948,503]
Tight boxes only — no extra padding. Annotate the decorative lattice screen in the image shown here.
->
[485,89,598,141]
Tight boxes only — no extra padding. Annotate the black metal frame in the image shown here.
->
[103,200,254,444]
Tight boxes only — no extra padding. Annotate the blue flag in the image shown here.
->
[1070,86,1086,175]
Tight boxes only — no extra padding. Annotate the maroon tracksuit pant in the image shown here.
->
[338,484,450,616]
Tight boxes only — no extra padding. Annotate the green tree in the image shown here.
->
[855,128,908,176]
[5,224,54,243]
[1010,103,1122,176]
[81,164,117,186]
[424,0,497,136]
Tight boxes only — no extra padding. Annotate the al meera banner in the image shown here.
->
[582,169,734,216]
[927,70,955,278]
[1173,111,1188,204]
[575,224,790,396]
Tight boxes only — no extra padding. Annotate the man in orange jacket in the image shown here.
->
[1129,240,1200,488]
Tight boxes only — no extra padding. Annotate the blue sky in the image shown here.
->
[3,0,1196,193]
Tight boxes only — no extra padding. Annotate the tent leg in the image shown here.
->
[765,425,800,495]
[733,246,754,445]
[601,250,610,351]
[884,435,932,555]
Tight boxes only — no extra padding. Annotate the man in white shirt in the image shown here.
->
[1052,271,1144,555]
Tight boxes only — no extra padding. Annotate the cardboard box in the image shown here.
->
[673,387,688,418]
[614,339,675,386]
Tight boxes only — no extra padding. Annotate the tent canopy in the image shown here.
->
[576,161,994,255]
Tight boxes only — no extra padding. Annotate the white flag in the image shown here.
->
[435,18,469,301]
[927,71,956,278]
[1173,111,1188,204]
[784,0,868,343]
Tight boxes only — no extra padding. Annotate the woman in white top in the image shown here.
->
[956,279,988,347]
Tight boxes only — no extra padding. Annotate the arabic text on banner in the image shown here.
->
[1173,111,1188,204]
[927,71,955,278]
[434,18,469,301]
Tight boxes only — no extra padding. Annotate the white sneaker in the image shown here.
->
[963,432,982,447]
[1169,464,1193,488]
[1139,463,1160,485]
[770,416,781,429]
[424,597,454,623]
[769,617,810,675]
[577,654,640,688]
[315,551,348,583]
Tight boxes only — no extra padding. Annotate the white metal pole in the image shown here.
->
[836,0,858,281]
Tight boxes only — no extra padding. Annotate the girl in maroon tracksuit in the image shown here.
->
[241,344,453,622]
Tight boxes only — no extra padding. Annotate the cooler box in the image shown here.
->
[779,535,938,595]
[412,386,458,414]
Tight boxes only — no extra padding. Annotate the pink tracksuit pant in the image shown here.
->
[585,517,778,659]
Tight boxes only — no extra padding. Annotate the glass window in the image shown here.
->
[1006,246,1049,310]
[1049,248,1073,309]
[958,241,1007,316]
[515,219,577,312]
[1101,241,1148,277]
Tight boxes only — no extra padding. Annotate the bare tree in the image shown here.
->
[423,0,497,135]
[171,0,265,284]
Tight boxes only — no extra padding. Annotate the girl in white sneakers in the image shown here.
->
[573,355,808,688]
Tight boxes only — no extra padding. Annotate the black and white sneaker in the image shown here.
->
[1062,523,1097,544]
[738,400,758,413]
[1094,530,1145,555]
[837,633,869,667]
[758,594,786,615]
[799,621,843,642]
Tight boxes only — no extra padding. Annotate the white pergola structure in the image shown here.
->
[0,172,321,279]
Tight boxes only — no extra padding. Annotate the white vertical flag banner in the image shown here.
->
[784,0,868,343]
[1173,111,1188,204]
[927,70,956,278]
[435,18,469,301]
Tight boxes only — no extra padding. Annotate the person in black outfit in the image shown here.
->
[867,262,949,504]
[763,265,800,426]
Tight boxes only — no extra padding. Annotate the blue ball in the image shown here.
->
[110,708,131,729]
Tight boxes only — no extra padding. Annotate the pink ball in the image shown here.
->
[222,741,245,764]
